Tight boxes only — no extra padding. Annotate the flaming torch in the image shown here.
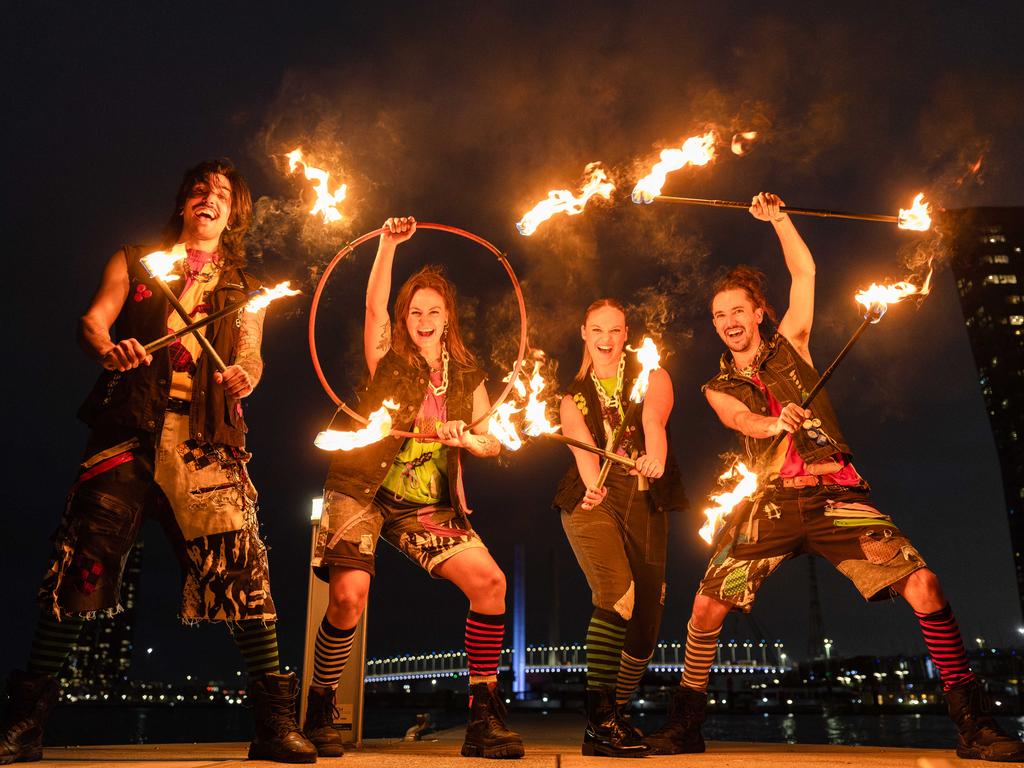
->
[698,461,758,544]
[140,245,226,372]
[648,192,934,231]
[516,163,615,236]
[632,131,717,204]
[143,282,302,355]
[594,337,662,488]
[285,148,348,224]
[315,399,400,451]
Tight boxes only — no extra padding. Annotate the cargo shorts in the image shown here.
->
[698,483,926,611]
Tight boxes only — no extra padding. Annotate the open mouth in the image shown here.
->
[596,344,613,354]
[416,329,436,339]
[726,328,744,340]
[193,206,218,221]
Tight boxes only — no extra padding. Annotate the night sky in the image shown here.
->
[4,2,1024,685]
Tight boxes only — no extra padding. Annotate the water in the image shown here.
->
[44,705,1024,749]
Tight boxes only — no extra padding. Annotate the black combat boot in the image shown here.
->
[247,673,317,764]
[302,684,344,757]
[460,682,524,759]
[582,687,649,758]
[0,671,59,765]
[643,686,706,755]
[945,678,1024,762]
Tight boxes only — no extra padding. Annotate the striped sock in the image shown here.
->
[27,610,86,677]
[466,611,505,685]
[586,609,628,691]
[312,616,356,689]
[230,620,281,678]
[915,604,975,692]
[681,619,721,692]
[615,650,652,705]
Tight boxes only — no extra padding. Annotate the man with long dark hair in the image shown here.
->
[645,193,1023,762]
[0,160,316,764]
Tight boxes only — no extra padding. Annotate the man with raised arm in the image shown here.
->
[644,193,1023,763]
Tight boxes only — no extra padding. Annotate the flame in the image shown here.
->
[245,281,302,313]
[285,148,347,224]
[314,399,399,451]
[631,131,717,204]
[488,400,523,451]
[522,361,558,437]
[627,337,662,403]
[854,262,934,322]
[140,243,188,283]
[897,193,932,231]
[516,163,615,236]
[698,461,758,544]
[730,131,758,156]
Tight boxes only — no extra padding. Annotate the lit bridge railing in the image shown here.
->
[364,640,788,683]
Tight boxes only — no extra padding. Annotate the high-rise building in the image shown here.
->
[948,207,1024,620]
[64,539,143,694]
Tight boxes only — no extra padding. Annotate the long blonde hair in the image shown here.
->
[392,265,477,370]
[574,298,627,382]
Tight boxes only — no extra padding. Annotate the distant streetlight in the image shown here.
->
[823,638,833,660]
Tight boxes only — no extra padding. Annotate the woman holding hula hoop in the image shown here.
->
[552,298,688,757]
[304,217,524,760]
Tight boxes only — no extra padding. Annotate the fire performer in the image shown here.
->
[0,160,316,764]
[305,217,524,760]
[552,299,688,757]
[645,193,1024,763]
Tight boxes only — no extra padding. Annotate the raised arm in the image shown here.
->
[635,368,672,478]
[750,192,816,364]
[705,387,807,439]
[364,216,416,377]
[80,249,152,371]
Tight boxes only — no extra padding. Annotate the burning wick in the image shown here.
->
[516,163,615,236]
[699,461,758,544]
[285,148,347,224]
[896,193,932,231]
[488,356,558,450]
[140,244,187,283]
[315,399,400,451]
[631,130,717,205]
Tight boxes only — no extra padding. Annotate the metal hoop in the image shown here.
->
[308,223,528,440]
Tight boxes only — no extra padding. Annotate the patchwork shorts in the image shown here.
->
[311,487,485,580]
[698,484,926,612]
[39,413,275,623]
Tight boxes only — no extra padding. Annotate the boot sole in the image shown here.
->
[248,746,317,764]
[461,741,525,759]
[957,745,1024,762]
[582,742,649,758]
[315,744,345,757]
[643,740,705,755]
[0,747,43,764]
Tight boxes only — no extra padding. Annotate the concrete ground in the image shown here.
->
[33,712,1000,767]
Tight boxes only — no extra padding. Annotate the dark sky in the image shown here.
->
[4,1,1024,684]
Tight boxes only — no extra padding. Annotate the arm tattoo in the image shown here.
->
[376,319,391,353]
[474,434,500,457]
[235,308,265,388]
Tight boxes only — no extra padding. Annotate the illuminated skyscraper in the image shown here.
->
[948,207,1024,620]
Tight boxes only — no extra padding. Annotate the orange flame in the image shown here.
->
[897,193,932,231]
[516,163,615,236]
[730,131,758,156]
[490,355,558,448]
[698,461,758,544]
[488,400,523,451]
[245,281,302,313]
[314,399,399,451]
[631,131,717,204]
[523,361,558,437]
[285,148,347,224]
[854,263,934,322]
[627,337,662,403]
[140,243,188,283]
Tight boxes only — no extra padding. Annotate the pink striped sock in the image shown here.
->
[915,603,975,692]
[465,611,505,684]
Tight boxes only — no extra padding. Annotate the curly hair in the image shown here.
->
[160,159,253,270]
[711,265,777,323]
[574,297,628,382]
[391,265,477,371]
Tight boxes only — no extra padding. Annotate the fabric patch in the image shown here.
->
[612,580,636,621]
[859,530,904,564]
[824,500,884,518]
[722,564,749,597]
[176,439,248,471]
[72,555,104,595]
[358,533,376,555]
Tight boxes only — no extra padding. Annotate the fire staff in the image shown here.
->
[305,217,524,760]
[552,299,688,758]
[0,160,316,765]
[645,193,1024,763]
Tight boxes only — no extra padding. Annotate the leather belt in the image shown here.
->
[166,397,191,414]
[776,475,822,489]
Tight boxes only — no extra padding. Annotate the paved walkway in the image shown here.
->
[34,712,987,767]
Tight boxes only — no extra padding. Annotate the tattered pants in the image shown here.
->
[39,413,275,623]
[561,466,667,660]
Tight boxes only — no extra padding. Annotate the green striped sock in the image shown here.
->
[585,609,627,691]
[616,650,652,705]
[28,609,86,677]
[230,620,281,677]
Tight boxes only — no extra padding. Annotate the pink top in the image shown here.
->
[753,375,861,485]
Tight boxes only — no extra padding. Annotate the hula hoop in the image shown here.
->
[308,223,528,440]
